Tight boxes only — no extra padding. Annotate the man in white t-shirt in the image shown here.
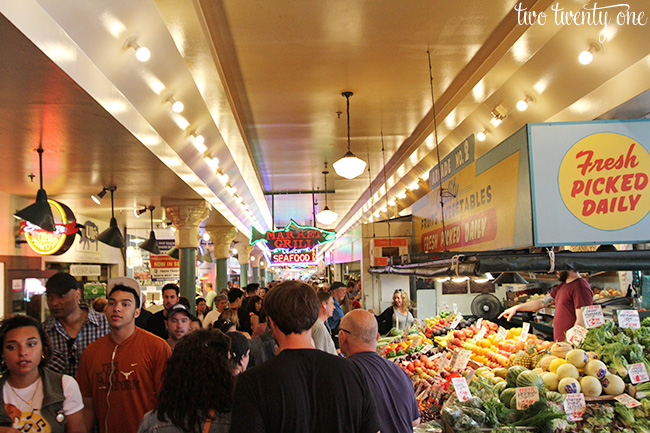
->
[202,294,229,328]
[311,291,337,355]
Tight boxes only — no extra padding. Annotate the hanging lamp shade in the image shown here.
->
[492,272,528,285]
[14,144,56,232]
[316,162,338,225]
[333,91,366,179]
[139,207,160,254]
[202,248,213,263]
[167,247,180,259]
[96,187,124,248]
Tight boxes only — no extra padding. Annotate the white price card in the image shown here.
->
[436,355,449,373]
[582,305,605,329]
[451,377,472,402]
[618,310,641,330]
[519,322,530,342]
[565,325,588,347]
[516,386,540,410]
[563,393,586,421]
[615,394,642,408]
[496,326,508,341]
[475,327,487,341]
[476,318,483,329]
[451,349,472,371]
[629,363,650,384]
[421,344,434,353]
[450,315,462,329]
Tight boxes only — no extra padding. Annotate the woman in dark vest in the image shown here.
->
[0,314,85,433]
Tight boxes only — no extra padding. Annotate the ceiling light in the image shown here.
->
[201,247,213,263]
[202,232,210,242]
[123,37,150,62]
[90,188,107,205]
[205,155,219,170]
[232,248,237,255]
[476,128,490,142]
[490,104,508,127]
[397,191,407,199]
[167,247,179,259]
[14,143,55,232]
[409,181,420,191]
[516,94,536,112]
[333,92,366,179]
[96,186,125,248]
[139,206,160,255]
[165,96,184,113]
[388,199,396,206]
[316,162,339,225]
[578,42,602,65]
[134,207,147,218]
[191,133,206,153]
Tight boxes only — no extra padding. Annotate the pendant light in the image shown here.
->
[96,186,125,248]
[139,206,160,254]
[333,91,367,179]
[316,162,338,225]
[201,246,213,263]
[14,142,56,232]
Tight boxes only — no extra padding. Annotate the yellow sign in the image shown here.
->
[22,200,78,255]
[415,152,521,252]
[558,132,650,230]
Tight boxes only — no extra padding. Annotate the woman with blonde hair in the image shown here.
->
[375,289,414,336]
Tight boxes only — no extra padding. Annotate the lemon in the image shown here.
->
[549,358,567,373]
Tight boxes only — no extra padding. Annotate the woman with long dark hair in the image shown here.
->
[0,314,85,433]
[137,329,234,433]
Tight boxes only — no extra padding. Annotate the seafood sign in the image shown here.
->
[250,220,336,251]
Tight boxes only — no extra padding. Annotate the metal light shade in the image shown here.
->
[202,248,213,263]
[139,231,160,254]
[493,272,528,285]
[333,151,367,179]
[167,247,180,259]
[96,217,125,248]
[14,188,56,232]
[316,206,338,225]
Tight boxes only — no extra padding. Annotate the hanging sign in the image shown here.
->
[20,200,79,255]
[250,220,336,266]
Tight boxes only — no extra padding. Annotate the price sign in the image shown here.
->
[475,327,487,341]
[451,377,472,402]
[629,363,650,384]
[476,318,483,329]
[565,325,588,347]
[421,344,434,353]
[496,326,508,341]
[450,315,462,329]
[516,386,540,410]
[451,349,471,371]
[615,394,642,408]
[519,322,530,342]
[436,355,449,373]
[582,305,605,329]
[563,393,586,421]
[618,310,641,330]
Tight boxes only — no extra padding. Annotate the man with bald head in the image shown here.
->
[339,309,421,433]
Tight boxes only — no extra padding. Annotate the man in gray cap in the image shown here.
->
[42,272,110,377]
[165,303,192,350]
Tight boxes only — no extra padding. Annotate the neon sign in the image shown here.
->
[20,200,79,255]
[251,220,335,266]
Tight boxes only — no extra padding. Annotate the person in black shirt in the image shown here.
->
[231,280,381,433]
[145,283,179,339]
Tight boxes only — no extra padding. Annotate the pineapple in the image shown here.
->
[512,351,533,369]
[532,350,547,368]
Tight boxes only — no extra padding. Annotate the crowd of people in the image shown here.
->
[0,273,419,433]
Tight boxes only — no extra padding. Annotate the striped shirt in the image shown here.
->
[43,305,110,377]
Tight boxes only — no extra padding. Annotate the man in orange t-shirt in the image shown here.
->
[77,277,171,433]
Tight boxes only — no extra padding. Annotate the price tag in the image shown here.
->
[450,315,462,329]
[565,325,588,347]
[436,355,449,373]
[615,394,642,408]
[582,305,605,329]
[476,318,483,329]
[451,377,472,402]
[618,310,641,330]
[563,393,586,421]
[421,344,434,353]
[475,327,487,341]
[519,322,530,342]
[451,349,471,371]
[496,326,508,341]
[516,386,540,410]
[629,363,650,384]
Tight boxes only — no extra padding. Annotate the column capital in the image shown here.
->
[163,199,210,248]
[237,244,255,265]
[206,226,238,259]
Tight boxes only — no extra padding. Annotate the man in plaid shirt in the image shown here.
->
[42,272,110,377]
